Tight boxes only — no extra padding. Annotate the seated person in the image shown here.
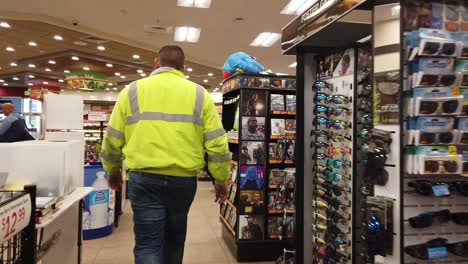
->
[0,103,34,142]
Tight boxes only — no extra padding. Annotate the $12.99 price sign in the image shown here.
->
[0,194,31,244]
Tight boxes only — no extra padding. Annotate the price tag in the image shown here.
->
[427,247,448,259]
[88,112,108,121]
[432,184,450,197]
[0,194,31,244]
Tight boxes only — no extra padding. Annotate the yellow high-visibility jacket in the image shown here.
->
[100,67,231,185]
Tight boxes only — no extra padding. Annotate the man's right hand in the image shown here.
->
[108,172,123,191]
[214,184,229,204]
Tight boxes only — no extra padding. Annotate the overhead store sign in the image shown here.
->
[281,0,366,53]
[29,86,60,100]
[66,71,107,92]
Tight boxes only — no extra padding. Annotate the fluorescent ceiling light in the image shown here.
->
[45,68,52,72]
[174,27,201,43]
[105,88,110,91]
[203,79,208,83]
[97,45,106,51]
[28,83,33,86]
[64,70,70,73]
[10,62,17,67]
[53,35,63,41]
[177,0,212,8]
[137,69,143,73]
[48,60,56,64]
[250,32,281,47]
[12,77,19,81]
[106,63,113,68]
[71,56,79,61]
[28,64,36,68]
[108,83,113,86]
[5,46,15,52]
[28,41,38,47]
[113,87,118,90]
[281,0,315,15]
[3,83,8,86]
[187,67,193,72]
[0,21,11,28]
[185,75,190,79]
[43,81,48,85]
[83,66,90,71]
[114,72,121,76]
[357,35,372,43]
[28,75,35,78]
[58,79,64,83]
[289,62,297,68]
[140,73,146,77]
[132,54,140,59]
[208,72,213,76]
[120,76,126,79]
[0,79,4,82]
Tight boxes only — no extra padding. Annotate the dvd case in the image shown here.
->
[269,169,287,186]
[286,95,297,113]
[238,190,265,215]
[239,165,265,190]
[285,119,296,134]
[270,78,283,89]
[268,190,285,212]
[242,116,266,140]
[259,78,270,88]
[285,139,295,163]
[242,90,267,117]
[271,119,286,137]
[239,215,264,240]
[268,216,284,239]
[241,141,265,165]
[270,94,285,112]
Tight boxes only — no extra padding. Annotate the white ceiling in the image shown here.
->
[0,0,298,75]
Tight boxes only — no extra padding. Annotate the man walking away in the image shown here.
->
[0,103,34,142]
[100,45,231,264]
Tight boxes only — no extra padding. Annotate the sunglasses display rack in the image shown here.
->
[220,73,297,262]
[401,0,468,263]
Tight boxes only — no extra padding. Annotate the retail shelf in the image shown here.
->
[226,200,237,211]
[268,209,296,214]
[228,139,239,144]
[269,184,295,189]
[219,214,236,236]
[271,111,297,116]
[270,135,295,140]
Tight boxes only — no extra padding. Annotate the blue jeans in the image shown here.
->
[128,171,197,264]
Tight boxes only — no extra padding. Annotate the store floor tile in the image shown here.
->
[82,182,274,264]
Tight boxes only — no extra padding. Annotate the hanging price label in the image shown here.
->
[0,194,31,244]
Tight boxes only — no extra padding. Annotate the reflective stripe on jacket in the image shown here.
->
[100,67,231,184]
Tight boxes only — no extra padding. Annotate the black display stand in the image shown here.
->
[220,73,297,262]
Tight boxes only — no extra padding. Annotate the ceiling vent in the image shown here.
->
[143,24,173,34]
[80,36,109,45]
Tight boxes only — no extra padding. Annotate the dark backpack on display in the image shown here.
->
[0,119,34,142]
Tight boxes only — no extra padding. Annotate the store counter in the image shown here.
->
[36,187,93,264]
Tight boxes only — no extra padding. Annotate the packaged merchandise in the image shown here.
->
[238,190,265,215]
[270,94,285,112]
[271,119,286,138]
[239,215,264,240]
[408,117,458,145]
[268,216,284,239]
[286,95,297,113]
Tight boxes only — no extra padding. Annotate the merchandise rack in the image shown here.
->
[220,73,297,262]
[282,0,468,263]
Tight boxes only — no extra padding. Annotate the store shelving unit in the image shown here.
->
[220,73,296,262]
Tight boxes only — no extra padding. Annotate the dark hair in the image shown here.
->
[158,45,185,71]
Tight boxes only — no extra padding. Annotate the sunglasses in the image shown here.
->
[311,129,352,143]
[408,209,451,228]
[419,40,458,57]
[314,93,350,105]
[419,132,455,145]
[461,132,468,144]
[358,99,373,112]
[313,81,333,91]
[313,117,351,130]
[405,238,448,260]
[462,74,468,87]
[360,113,373,127]
[418,99,460,115]
[316,190,345,210]
[424,160,458,174]
[448,240,468,257]
[367,214,386,256]
[326,158,350,169]
[324,171,344,182]
[319,181,347,197]
[408,180,451,196]
[324,231,346,248]
[313,224,327,232]
[314,105,351,117]
[359,84,373,97]
[326,208,346,223]
[325,246,347,262]
[314,200,328,210]
[450,181,468,196]
[415,74,457,88]
[314,164,327,174]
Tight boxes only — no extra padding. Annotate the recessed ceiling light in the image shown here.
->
[28,83,33,86]
[64,70,70,73]
[83,66,90,71]
[106,63,113,67]
[120,76,126,79]
[97,45,106,51]
[28,41,38,47]
[113,87,118,90]
[132,54,140,59]
[43,81,49,85]
[177,0,212,8]
[48,60,56,64]
[12,77,19,81]
[53,35,63,41]
[140,73,147,77]
[3,83,8,86]
[174,27,201,42]
[219,82,223,85]
[58,79,64,83]
[5,46,15,52]
[28,75,35,78]
[137,69,143,73]
[0,22,11,28]
[28,64,36,68]
[281,0,315,15]
[9,62,17,67]
[288,62,297,68]
[203,79,208,83]
[114,72,121,76]
[250,32,281,47]
[105,88,110,91]
[187,67,193,72]
[208,72,214,76]
[71,56,79,61]
[108,83,113,86]
[185,75,190,79]
[45,68,52,72]
[0,79,4,82]
[61,89,64,92]
[73,41,87,46]
[214,87,219,91]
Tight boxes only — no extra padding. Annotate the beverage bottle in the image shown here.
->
[89,171,109,229]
